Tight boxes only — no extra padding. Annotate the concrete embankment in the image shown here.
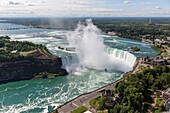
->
[52,59,139,113]
[52,78,123,113]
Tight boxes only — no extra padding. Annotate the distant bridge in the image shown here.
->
[0,27,29,31]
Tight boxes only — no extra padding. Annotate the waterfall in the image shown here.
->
[61,47,136,73]
[61,54,81,72]
[61,19,137,73]
[106,47,136,69]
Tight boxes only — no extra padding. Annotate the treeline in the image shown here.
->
[95,22,170,41]
[2,17,170,35]
[102,65,170,113]
[0,36,49,62]
[0,50,27,62]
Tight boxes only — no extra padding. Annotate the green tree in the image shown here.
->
[97,97,106,110]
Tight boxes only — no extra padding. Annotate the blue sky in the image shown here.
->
[0,0,170,17]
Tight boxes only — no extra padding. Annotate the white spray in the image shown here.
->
[63,19,136,72]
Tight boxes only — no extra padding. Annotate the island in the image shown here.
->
[51,18,170,113]
[0,36,67,84]
[1,18,170,113]
[130,46,140,52]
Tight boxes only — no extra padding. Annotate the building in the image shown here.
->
[84,110,92,113]
[163,88,170,100]
[163,88,170,111]
[167,37,170,41]
[108,31,117,36]
[99,89,116,107]
[142,56,150,62]
[166,99,170,111]
[151,59,168,65]
[11,50,18,54]
[154,38,165,43]
[149,18,152,24]
[142,56,169,65]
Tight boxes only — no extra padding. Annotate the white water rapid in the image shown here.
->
[62,19,136,72]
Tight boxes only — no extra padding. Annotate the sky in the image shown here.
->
[0,0,170,17]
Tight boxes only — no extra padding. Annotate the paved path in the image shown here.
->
[53,60,139,113]
[132,58,141,74]
[54,80,121,113]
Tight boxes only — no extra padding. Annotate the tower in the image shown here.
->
[149,18,152,24]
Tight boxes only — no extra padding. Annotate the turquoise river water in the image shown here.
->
[0,23,158,113]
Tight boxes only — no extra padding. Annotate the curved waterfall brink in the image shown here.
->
[61,47,137,73]
[106,47,137,69]
[61,19,137,73]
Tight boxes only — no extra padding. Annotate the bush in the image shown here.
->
[131,46,140,52]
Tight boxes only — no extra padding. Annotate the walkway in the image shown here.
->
[54,80,121,113]
[52,60,140,113]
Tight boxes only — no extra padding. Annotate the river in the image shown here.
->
[0,23,158,113]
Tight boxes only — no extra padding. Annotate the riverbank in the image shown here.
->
[0,21,164,112]
[51,37,156,113]
[0,36,67,84]
[52,75,124,113]
[52,58,139,113]
[52,41,170,113]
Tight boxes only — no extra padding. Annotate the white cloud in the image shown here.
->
[8,1,22,5]
[124,0,131,4]
[156,6,161,9]
[0,0,169,17]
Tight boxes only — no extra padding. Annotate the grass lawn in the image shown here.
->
[72,106,87,113]
[156,99,164,106]
[151,45,162,52]
[20,50,37,56]
[152,107,161,113]
[89,98,96,108]
[162,52,168,58]
[97,110,108,113]
[89,96,101,108]
[0,47,5,50]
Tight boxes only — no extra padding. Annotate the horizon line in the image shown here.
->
[0,16,170,18]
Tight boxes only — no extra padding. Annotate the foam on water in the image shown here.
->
[0,22,158,113]
[0,69,121,113]
[62,20,136,72]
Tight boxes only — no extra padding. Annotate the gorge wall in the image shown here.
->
[0,58,67,84]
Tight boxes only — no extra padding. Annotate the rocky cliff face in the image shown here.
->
[0,58,67,84]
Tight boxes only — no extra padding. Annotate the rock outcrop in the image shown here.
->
[0,58,67,84]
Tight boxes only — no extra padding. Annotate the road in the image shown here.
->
[54,80,120,113]
[53,60,139,113]
[132,58,146,74]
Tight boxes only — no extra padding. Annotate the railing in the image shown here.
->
[53,78,123,113]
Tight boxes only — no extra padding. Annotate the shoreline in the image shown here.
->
[0,23,158,112]
[53,77,124,113]
[52,58,139,113]
[51,36,147,113]
[0,36,67,84]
